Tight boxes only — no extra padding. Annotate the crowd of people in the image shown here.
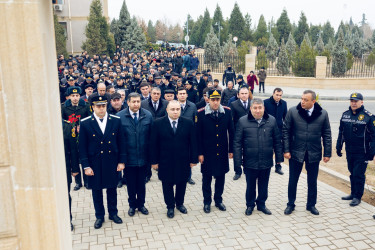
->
[59,47,375,231]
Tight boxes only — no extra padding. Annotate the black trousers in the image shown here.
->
[347,155,368,199]
[244,168,271,208]
[92,188,118,219]
[202,174,225,205]
[234,163,243,176]
[125,166,146,209]
[68,183,72,221]
[287,154,319,208]
[259,82,265,92]
[146,164,152,179]
[118,170,127,183]
[162,181,187,209]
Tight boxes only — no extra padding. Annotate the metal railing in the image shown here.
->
[196,54,244,75]
[256,57,316,77]
[326,58,375,78]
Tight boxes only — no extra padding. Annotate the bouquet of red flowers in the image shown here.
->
[68,114,81,138]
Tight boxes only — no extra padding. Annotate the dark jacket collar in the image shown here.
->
[296,102,323,122]
[124,107,146,118]
[64,98,86,107]
[349,105,364,115]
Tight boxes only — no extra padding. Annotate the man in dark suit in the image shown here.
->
[264,88,288,175]
[117,93,153,217]
[197,89,234,214]
[79,95,127,229]
[177,87,198,185]
[230,86,251,180]
[141,87,168,182]
[150,100,198,218]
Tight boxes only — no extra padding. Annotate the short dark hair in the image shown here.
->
[239,86,249,92]
[177,87,186,94]
[303,90,316,100]
[106,85,114,91]
[273,88,283,94]
[250,98,264,107]
[127,92,141,102]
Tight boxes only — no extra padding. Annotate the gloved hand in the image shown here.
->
[336,150,342,157]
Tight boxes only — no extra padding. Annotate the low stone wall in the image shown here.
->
[212,73,375,90]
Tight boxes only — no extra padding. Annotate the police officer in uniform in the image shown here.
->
[79,95,126,229]
[61,86,91,190]
[197,89,234,213]
[222,63,236,87]
[337,93,375,206]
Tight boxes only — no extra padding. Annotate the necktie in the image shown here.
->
[181,104,185,111]
[214,111,218,118]
[306,110,310,116]
[153,102,157,111]
[99,118,104,123]
[133,113,138,124]
[172,121,177,134]
[243,101,247,109]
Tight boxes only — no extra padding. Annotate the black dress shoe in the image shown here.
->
[373,215,375,219]
[73,184,82,191]
[71,222,74,231]
[306,206,320,215]
[245,207,254,216]
[203,204,211,213]
[284,206,294,215]
[342,194,353,200]
[128,208,136,217]
[145,176,151,183]
[257,206,272,215]
[117,180,123,188]
[275,167,284,175]
[350,198,361,206]
[215,203,226,211]
[84,183,91,190]
[176,205,188,214]
[109,214,123,224]
[187,178,195,185]
[167,208,174,218]
[94,218,104,229]
[233,174,241,180]
[138,206,149,215]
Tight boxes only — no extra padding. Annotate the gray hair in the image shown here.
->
[303,90,316,100]
[127,92,141,102]
[151,87,161,93]
[250,98,264,107]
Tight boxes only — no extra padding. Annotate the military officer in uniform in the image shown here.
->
[79,95,126,229]
[337,93,375,206]
[222,63,236,87]
[197,89,234,213]
[61,86,91,190]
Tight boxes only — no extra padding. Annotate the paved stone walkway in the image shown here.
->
[71,162,375,250]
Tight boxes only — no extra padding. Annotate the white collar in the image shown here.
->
[93,112,108,134]
[168,116,178,127]
[129,108,140,118]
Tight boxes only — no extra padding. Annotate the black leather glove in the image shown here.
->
[336,150,342,157]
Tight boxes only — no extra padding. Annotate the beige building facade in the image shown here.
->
[54,0,109,55]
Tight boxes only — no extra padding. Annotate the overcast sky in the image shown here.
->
[108,0,375,31]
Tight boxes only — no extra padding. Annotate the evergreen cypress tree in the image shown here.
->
[286,32,297,60]
[302,32,312,48]
[120,17,146,51]
[147,20,156,43]
[198,9,212,47]
[53,12,68,57]
[228,2,246,43]
[332,30,347,77]
[255,15,268,46]
[309,25,321,45]
[190,16,203,46]
[243,13,253,42]
[266,33,278,62]
[212,4,225,44]
[110,19,119,45]
[294,12,309,46]
[276,38,290,75]
[203,26,222,70]
[223,34,238,56]
[315,34,324,55]
[256,50,268,70]
[292,39,316,77]
[116,0,132,48]
[325,38,334,53]
[372,31,375,45]
[322,21,335,44]
[82,0,107,55]
[351,31,362,58]
[276,9,292,44]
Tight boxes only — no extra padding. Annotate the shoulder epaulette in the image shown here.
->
[81,116,91,122]
[223,106,231,110]
[364,109,373,116]
[109,114,120,119]
[63,119,70,124]
[198,107,205,112]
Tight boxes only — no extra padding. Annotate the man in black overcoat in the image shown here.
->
[79,95,127,229]
[197,89,234,213]
[150,100,198,218]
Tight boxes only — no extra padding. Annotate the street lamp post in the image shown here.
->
[233,36,238,47]
[215,21,222,45]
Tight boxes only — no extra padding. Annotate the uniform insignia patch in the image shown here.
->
[73,89,77,93]
[99,97,102,100]
[195,116,198,123]
[351,93,357,98]
[358,114,364,121]
[373,120,375,127]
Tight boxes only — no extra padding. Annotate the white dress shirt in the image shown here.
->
[93,112,108,134]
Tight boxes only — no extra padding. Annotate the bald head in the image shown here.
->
[97,83,106,96]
